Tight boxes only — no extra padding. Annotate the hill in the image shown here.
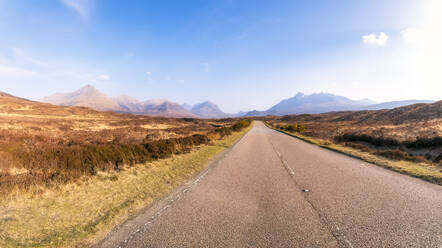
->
[360,100,435,110]
[245,92,435,116]
[246,92,374,116]
[41,85,122,112]
[41,85,196,117]
[143,99,196,118]
[265,100,441,167]
[269,100,442,141]
[190,101,228,118]
[112,94,145,113]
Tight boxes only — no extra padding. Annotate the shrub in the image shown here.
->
[434,153,442,163]
[404,137,442,149]
[373,149,429,163]
[277,123,306,133]
[0,118,250,193]
[335,133,400,147]
[232,120,251,131]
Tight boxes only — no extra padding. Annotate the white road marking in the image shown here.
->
[267,131,354,248]
[115,127,252,248]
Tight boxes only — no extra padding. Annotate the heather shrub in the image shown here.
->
[0,117,251,193]
[232,120,252,131]
[373,149,429,163]
[335,133,400,147]
[277,123,306,133]
[404,137,442,149]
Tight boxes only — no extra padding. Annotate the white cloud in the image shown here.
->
[145,71,151,76]
[60,0,93,17]
[362,32,388,46]
[96,74,110,81]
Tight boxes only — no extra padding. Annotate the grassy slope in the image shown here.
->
[0,124,252,248]
[265,123,441,185]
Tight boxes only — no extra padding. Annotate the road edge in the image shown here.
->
[92,123,254,248]
[264,122,441,185]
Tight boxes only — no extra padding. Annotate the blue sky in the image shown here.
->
[0,0,441,112]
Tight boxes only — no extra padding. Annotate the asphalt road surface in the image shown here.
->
[96,121,442,248]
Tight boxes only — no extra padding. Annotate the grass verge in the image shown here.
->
[0,124,253,248]
[265,123,442,185]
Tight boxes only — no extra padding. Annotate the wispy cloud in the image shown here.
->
[11,47,51,67]
[145,71,151,76]
[60,0,93,17]
[0,65,37,77]
[362,32,388,46]
[96,74,110,81]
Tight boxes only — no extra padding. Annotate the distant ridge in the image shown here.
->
[190,101,228,118]
[41,85,121,112]
[280,100,442,125]
[112,94,144,113]
[360,100,435,110]
[245,92,375,116]
[41,85,230,118]
[245,92,435,116]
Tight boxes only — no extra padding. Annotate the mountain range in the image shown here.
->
[245,92,434,116]
[41,85,228,118]
[40,85,436,118]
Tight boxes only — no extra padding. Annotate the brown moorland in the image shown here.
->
[264,101,442,183]
[0,92,251,194]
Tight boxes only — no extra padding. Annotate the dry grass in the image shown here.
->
[0,92,253,247]
[0,93,253,192]
[0,124,253,248]
[268,124,441,185]
[263,104,442,175]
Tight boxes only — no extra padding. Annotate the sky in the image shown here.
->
[0,0,441,113]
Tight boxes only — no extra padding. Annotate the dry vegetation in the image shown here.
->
[264,101,442,184]
[0,92,253,247]
[0,92,252,193]
[0,125,252,248]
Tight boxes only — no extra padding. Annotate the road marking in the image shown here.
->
[115,126,252,248]
[117,166,212,248]
[331,223,354,248]
[269,140,295,177]
[266,134,354,248]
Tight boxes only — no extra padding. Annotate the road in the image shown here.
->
[96,121,442,248]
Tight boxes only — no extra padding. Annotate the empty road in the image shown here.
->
[97,121,442,248]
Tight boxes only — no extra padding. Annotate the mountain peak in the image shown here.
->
[78,84,98,92]
[41,85,121,111]
[144,99,170,106]
[113,94,140,102]
[195,101,216,107]
[262,92,375,115]
[295,92,305,98]
[189,101,227,118]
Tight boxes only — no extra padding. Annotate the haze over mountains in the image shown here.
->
[40,85,121,112]
[40,85,436,118]
[41,85,227,118]
[245,92,434,116]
